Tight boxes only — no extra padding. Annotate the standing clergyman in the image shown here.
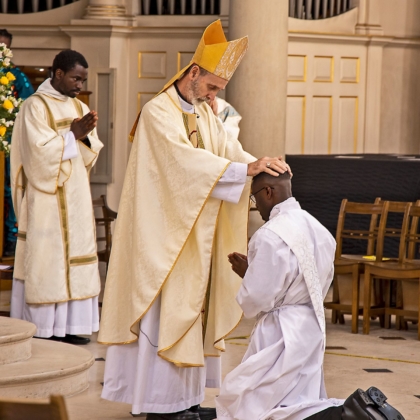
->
[99,20,291,420]
[10,50,103,345]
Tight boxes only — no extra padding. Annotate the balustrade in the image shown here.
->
[0,0,220,15]
[289,0,357,19]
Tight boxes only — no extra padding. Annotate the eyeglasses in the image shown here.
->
[249,186,274,204]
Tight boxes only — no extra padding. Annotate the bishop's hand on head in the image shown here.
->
[228,252,248,278]
[247,156,292,178]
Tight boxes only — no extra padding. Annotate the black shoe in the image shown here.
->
[61,334,91,345]
[36,335,63,342]
[190,405,217,420]
[146,410,199,420]
[342,387,404,420]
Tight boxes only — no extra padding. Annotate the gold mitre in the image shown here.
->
[191,19,248,80]
[158,19,248,95]
[129,20,248,141]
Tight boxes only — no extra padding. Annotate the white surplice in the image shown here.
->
[216,198,344,420]
[101,95,248,415]
[11,278,99,337]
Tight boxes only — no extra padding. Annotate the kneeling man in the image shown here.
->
[216,171,405,420]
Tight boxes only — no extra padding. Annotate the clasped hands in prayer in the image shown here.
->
[71,110,98,140]
[247,156,292,177]
[228,252,248,278]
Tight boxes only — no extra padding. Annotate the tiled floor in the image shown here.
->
[2,286,420,419]
[62,306,420,420]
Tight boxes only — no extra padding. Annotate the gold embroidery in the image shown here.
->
[69,254,98,266]
[25,292,100,305]
[72,98,84,118]
[182,113,205,149]
[33,94,65,194]
[34,94,58,132]
[56,118,73,129]
[202,201,223,343]
[57,186,71,298]
[213,37,249,81]
[78,140,98,168]
[97,162,231,347]
[17,231,26,241]
[159,351,205,368]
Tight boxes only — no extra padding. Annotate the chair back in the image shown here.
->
[403,203,420,262]
[92,195,117,269]
[335,199,389,261]
[374,199,413,259]
[0,395,68,420]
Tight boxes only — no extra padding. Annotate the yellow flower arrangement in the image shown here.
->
[0,42,23,155]
[6,72,15,81]
[2,99,13,110]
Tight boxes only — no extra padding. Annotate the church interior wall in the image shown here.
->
[380,45,420,154]
[0,0,419,207]
[379,0,420,38]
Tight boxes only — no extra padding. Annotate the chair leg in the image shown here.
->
[351,265,359,334]
[418,278,420,341]
[395,281,403,330]
[363,267,372,335]
[338,313,345,324]
[384,280,391,329]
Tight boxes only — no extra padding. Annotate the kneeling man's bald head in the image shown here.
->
[251,171,292,222]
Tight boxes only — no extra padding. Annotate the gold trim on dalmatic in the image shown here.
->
[17,231,26,241]
[72,98,84,118]
[57,186,71,299]
[25,292,100,306]
[56,118,74,129]
[70,254,98,266]
[33,94,66,194]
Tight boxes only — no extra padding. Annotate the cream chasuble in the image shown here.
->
[10,79,103,304]
[99,85,254,367]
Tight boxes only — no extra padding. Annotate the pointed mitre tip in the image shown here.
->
[202,19,227,45]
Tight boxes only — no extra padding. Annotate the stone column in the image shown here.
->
[227,0,288,158]
[355,0,383,35]
[84,0,127,19]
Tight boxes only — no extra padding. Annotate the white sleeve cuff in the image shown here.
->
[218,162,247,184]
[211,162,248,204]
[62,131,78,161]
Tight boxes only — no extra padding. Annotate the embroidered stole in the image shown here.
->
[266,214,327,346]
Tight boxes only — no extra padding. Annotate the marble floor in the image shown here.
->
[1,286,420,419]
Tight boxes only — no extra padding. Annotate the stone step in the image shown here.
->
[0,317,37,365]
[0,338,95,398]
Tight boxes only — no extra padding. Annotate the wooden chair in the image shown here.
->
[0,395,68,420]
[324,199,389,333]
[363,203,420,339]
[92,195,117,272]
[374,200,418,328]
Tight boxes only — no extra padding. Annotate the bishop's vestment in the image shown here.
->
[99,85,254,414]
